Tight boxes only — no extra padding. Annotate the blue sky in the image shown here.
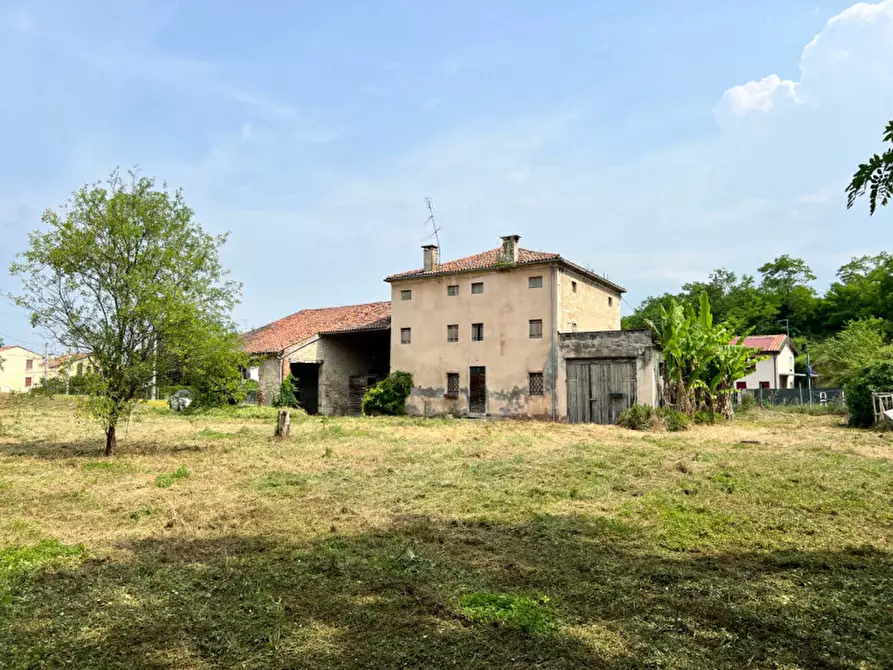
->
[1,0,891,350]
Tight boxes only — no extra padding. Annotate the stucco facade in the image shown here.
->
[736,343,796,389]
[0,346,45,393]
[387,236,630,419]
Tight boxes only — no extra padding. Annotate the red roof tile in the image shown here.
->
[733,334,793,353]
[242,301,392,354]
[385,246,626,292]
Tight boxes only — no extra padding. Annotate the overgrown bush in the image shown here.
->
[273,374,301,409]
[362,371,413,416]
[737,393,757,414]
[617,404,690,432]
[844,360,893,427]
[694,410,716,425]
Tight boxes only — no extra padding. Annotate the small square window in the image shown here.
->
[529,319,543,339]
[25,359,33,371]
[529,372,544,396]
[400,289,412,301]
[447,284,459,296]
[471,282,484,294]
[445,373,459,399]
[608,296,613,306]
[736,382,747,390]
[571,281,577,293]
[400,327,411,344]
[528,276,543,289]
[25,377,32,388]
[471,323,484,342]
[447,324,459,343]
[759,381,770,389]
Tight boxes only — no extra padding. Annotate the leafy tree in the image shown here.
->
[846,120,893,215]
[10,169,241,455]
[273,374,301,409]
[845,361,893,427]
[811,318,893,387]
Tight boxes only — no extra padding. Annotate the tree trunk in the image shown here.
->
[105,425,117,456]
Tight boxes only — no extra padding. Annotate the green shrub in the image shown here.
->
[657,407,692,432]
[155,465,190,489]
[737,393,757,414]
[457,592,555,636]
[273,374,301,409]
[617,404,654,430]
[694,410,716,425]
[845,360,893,427]
[362,371,413,416]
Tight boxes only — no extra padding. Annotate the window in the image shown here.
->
[25,359,33,371]
[77,362,83,375]
[608,296,613,307]
[528,275,543,289]
[529,372,544,396]
[400,327,412,344]
[445,373,460,399]
[471,323,484,342]
[25,377,32,388]
[471,282,484,294]
[447,324,459,343]
[736,381,747,390]
[400,289,412,301]
[571,281,577,293]
[529,319,543,339]
[759,381,770,389]
[447,284,459,296]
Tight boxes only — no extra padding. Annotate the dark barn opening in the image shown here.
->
[289,362,320,415]
[318,328,391,415]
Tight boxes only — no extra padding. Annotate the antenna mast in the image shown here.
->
[424,197,442,252]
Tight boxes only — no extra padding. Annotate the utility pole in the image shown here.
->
[807,349,813,409]
[43,342,48,386]
[150,339,158,401]
[778,318,790,339]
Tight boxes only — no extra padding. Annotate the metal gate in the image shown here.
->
[566,359,637,424]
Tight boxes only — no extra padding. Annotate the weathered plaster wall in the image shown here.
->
[257,356,282,406]
[389,266,556,418]
[557,268,622,332]
[557,330,662,418]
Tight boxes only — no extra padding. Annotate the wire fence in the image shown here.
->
[735,387,845,407]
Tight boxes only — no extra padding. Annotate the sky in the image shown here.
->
[1,0,891,351]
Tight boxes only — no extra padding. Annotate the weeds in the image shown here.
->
[155,465,190,488]
[457,592,556,635]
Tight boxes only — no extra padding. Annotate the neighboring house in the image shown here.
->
[733,334,798,390]
[386,235,661,422]
[48,352,99,379]
[0,346,46,393]
[242,302,392,413]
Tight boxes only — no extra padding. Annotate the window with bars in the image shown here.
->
[447,324,458,342]
[400,289,412,301]
[445,372,459,399]
[400,327,411,344]
[528,275,543,289]
[447,284,459,296]
[471,282,484,294]
[529,372,544,396]
[471,323,484,341]
[529,319,543,339]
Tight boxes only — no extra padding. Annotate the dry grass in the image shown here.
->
[0,394,892,668]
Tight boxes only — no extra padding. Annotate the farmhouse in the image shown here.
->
[734,334,798,390]
[245,235,661,422]
[0,345,45,393]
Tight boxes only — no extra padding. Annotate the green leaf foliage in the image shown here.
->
[811,318,893,387]
[362,371,413,416]
[273,374,301,409]
[844,361,893,428]
[9,169,242,454]
[847,120,893,215]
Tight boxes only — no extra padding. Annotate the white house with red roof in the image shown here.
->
[0,345,45,393]
[734,334,798,390]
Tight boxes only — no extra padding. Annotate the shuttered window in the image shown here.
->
[447,324,459,342]
[400,289,412,301]
[447,285,459,296]
[528,276,543,288]
[471,323,484,341]
[529,319,543,339]
[471,282,484,294]
[401,328,411,344]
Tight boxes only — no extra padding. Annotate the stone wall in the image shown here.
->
[257,356,282,406]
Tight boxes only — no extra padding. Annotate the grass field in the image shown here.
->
[0,395,891,669]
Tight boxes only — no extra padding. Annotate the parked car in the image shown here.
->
[169,389,193,412]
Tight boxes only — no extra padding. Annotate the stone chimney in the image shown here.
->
[422,244,440,272]
[500,235,520,263]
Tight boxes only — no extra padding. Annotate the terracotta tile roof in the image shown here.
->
[385,246,626,292]
[242,301,392,354]
[49,353,90,369]
[733,334,793,353]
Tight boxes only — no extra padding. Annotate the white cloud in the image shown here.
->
[716,75,800,116]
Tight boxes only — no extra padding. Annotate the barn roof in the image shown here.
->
[242,301,392,355]
[385,246,626,293]
[734,334,797,355]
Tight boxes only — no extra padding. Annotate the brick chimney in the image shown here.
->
[500,235,520,263]
[422,244,439,272]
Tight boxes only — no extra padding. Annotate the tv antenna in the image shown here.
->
[424,197,442,251]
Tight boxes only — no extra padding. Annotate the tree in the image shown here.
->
[10,169,241,454]
[846,120,893,215]
[811,318,893,386]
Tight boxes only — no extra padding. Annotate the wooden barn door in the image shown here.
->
[469,366,486,415]
[567,359,637,424]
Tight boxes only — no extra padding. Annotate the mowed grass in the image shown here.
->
[0,395,891,669]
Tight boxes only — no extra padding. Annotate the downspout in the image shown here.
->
[550,264,558,421]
